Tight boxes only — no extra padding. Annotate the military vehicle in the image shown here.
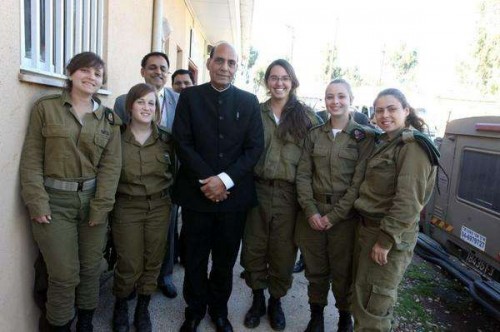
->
[417,116,500,320]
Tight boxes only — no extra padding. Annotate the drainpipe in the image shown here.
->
[152,0,163,51]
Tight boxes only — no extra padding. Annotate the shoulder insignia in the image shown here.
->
[351,128,366,141]
[157,125,173,143]
[105,108,122,126]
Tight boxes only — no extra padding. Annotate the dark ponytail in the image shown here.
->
[374,88,427,132]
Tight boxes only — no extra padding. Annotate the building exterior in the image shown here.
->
[0,0,253,330]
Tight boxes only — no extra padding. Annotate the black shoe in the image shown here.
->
[159,275,178,298]
[113,297,130,332]
[293,256,305,273]
[304,304,324,332]
[337,310,353,332]
[212,317,233,332]
[179,317,200,332]
[47,322,72,332]
[244,289,266,328]
[76,309,95,332]
[268,297,286,331]
[134,294,152,332]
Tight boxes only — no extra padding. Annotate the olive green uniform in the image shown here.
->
[352,128,436,331]
[112,125,174,298]
[241,100,321,298]
[295,117,375,310]
[20,92,122,326]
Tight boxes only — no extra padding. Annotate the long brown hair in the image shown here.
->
[125,83,161,124]
[374,88,426,132]
[264,59,312,141]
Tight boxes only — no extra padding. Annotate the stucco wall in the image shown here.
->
[0,1,48,330]
[106,0,155,102]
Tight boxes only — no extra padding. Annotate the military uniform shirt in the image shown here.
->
[20,92,122,224]
[296,116,375,227]
[354,128,437,249]
[253,100,322,183]
[117,125,174,196]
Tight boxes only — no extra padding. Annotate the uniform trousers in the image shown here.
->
[352,221,415,331]
[295,200,358,310]
[182,208,246,320]
[112,195,171,297]
[241,180,299,298]
[31,187,107,326]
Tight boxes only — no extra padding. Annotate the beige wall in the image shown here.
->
[0,1,46,330]
[0,0,212,329]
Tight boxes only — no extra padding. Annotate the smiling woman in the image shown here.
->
[19,52,122,330]
[110,83,174,331]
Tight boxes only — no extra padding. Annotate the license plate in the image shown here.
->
[465,251,495,278]
[460,225,486,251]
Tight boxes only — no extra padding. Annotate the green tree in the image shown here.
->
[474,0,500,95]
[389,43,419,83]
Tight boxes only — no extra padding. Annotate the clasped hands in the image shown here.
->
[200,176,230,203]
[308,213,332,231]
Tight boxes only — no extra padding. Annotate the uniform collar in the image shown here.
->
[61,90,105,120]
[123,123,159,146]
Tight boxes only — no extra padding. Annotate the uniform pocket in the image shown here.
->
[366,284,396,317]
[281,143,302,166]
[156,153,173,180]
[338,147,358,161]
[42,125,71,163]
[366,158,396,195]
[312,144,329,170]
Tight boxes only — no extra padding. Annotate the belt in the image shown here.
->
[116,190,168,201]
[254,177,294,188]
[314,192,345,204]
[44,177,96,192]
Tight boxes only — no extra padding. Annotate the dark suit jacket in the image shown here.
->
[172,83,264,212]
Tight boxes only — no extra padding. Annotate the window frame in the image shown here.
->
[19,0,109,94]
[457,148,500,217]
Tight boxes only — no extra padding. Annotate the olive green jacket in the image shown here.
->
[20,92,122,224]
[296,116,375,227]
[354,128,437,250]
[253,100,323,182]
[117,125,174,196]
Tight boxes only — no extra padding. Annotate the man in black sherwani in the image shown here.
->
[172,42,264,332]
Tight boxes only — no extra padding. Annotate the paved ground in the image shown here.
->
[93,255,339,331]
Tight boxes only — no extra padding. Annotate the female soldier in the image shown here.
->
[296,79,375,332]
[111,83,174,332]
[241,59,321,330]
[352,88,437,331]
[20,52,122,331]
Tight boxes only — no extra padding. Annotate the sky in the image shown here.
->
[248,0,497,132]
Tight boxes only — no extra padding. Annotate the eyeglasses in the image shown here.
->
[268,75,291,83]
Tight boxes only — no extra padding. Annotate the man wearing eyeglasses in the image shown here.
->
[172,42,264,332]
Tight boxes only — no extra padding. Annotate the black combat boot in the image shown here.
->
[48,321,72,332]
[113,297,130,332]
[76,309,94,332]
[337,310,353,332]
[268,296,286,331]
[304,304,324,332]
[244,289,266,328]
[134,294,152,332]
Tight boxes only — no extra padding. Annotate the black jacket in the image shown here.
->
[172,83,264,212]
